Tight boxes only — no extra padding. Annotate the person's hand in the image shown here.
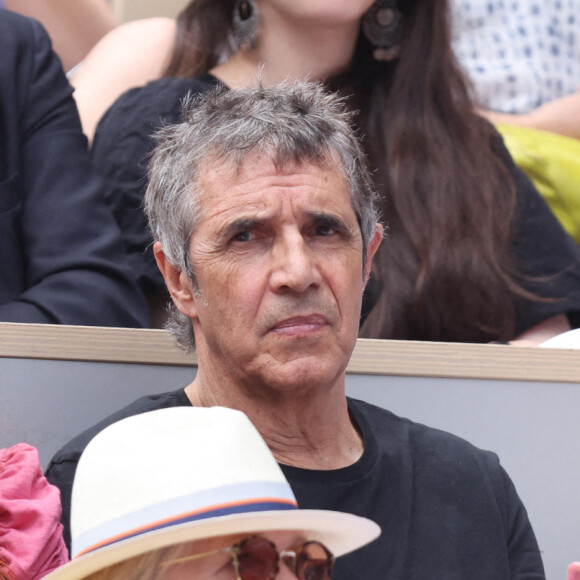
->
[568,562,580,580]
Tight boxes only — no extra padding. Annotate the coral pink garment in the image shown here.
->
[569,563,580,580]
[0,443,68,579]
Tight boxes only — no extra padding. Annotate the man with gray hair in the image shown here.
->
[48,81,544,579]
[144,81,379,352]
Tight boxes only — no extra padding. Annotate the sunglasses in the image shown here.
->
[161,535,335,580]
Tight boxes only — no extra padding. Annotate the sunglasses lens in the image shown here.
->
[237,537,279,580]
[294,541,334,580]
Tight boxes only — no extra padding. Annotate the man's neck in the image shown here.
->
[184,371,363,471]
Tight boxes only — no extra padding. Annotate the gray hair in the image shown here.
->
[144,80,380,351]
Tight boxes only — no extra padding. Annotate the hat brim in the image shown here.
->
[44,509,380,579]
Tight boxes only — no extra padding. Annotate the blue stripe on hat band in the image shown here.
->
[81,500,297,556]
[73,481,298,558]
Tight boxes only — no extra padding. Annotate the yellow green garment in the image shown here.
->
[496,123,580,244]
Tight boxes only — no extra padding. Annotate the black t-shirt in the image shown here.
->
[91,73,580,339]
[46,390,545,579]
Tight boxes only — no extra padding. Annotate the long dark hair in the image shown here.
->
[163,0,235,78]
[164,0,536,342]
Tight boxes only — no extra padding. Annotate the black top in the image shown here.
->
[46,390,545,579]
[92,73,221,296]
[91,73,580,337]
[0,12,147,326]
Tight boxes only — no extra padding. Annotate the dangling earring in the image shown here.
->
[233,0,259,50]
[362,0,404,62]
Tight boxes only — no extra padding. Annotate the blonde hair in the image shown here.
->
[0,557,16,580]
[83,541,196,580]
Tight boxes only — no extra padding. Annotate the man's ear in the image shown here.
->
[153,241,199,320]
[363,224,383,287]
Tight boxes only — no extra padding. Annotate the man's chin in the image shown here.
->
[258,348,346,388]
[264,328,354,365]
[268,336,334,362]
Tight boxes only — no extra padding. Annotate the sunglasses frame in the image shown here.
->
[159,534,335,580]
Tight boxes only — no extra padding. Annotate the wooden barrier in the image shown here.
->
[1,322,579,381]
[111,0,188,23]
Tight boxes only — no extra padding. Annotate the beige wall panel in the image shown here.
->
[112,0,189,23]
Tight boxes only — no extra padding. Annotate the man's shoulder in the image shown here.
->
[348,397,500,470]
[49,389,190,465]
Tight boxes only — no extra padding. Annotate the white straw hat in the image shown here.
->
[45,407,380,579]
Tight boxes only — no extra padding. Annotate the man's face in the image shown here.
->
[172,156,380,394]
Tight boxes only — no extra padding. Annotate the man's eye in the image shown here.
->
[315,225,335,237]
[232,231,254,242]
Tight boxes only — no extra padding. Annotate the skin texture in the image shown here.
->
[155,157,382,471]
[254,0,375,29]
[212,0,375,87]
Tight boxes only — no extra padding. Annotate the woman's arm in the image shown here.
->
[71,17,176,142]
[480,90,580,141]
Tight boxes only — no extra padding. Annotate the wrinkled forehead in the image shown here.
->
[196,148,352,205]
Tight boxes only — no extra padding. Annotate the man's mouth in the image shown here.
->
[270,314,329,336]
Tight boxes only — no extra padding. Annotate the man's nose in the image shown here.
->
[269,233,322,293]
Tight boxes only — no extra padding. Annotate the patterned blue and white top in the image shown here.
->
[451,0,580,113]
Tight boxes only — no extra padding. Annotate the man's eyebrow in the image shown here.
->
[219,212,353,240]
[306,211,351,233]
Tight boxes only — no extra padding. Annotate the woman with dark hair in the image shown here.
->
[91,0,580,342]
